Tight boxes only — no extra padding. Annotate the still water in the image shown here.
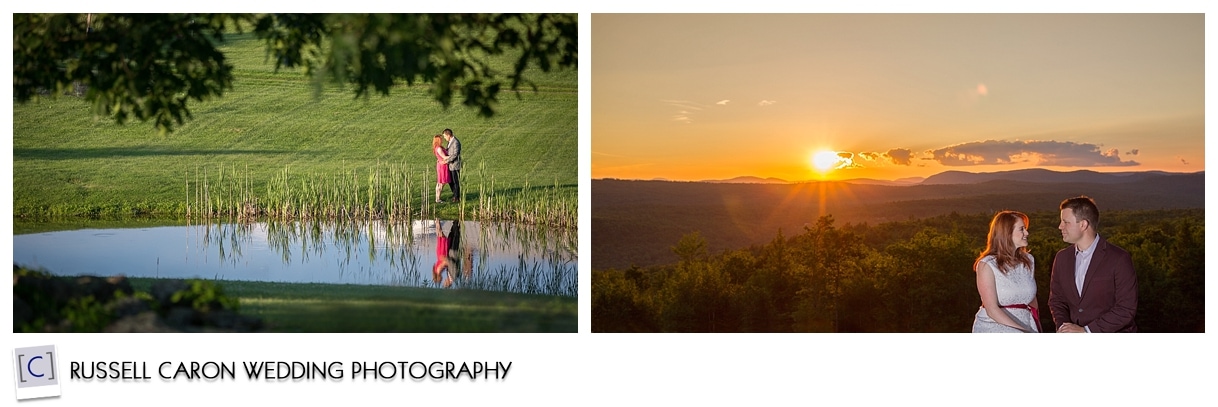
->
[13,220,576,297]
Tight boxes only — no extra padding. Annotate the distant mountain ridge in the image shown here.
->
[837,177,925,186]
[705,176,790,184]
[638,169,1199,186]
[921,168,1198,185]
[704,176,927,186]
[699,169,1198,185]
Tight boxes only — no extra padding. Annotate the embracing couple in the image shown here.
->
[972,196,1138,333]
[431,128,463,203]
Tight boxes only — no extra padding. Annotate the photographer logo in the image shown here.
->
[13,345,61,400]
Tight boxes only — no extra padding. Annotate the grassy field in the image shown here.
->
[13,31,577,226]
[124,278,577,333]
[13,29,578,332]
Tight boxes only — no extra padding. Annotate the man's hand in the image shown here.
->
[1058,323,1086,333]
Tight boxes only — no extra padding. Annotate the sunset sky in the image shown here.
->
[591,14,1204,182]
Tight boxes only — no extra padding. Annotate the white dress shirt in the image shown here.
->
[1073,235,1101,333]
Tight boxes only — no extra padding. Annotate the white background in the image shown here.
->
[5,1,1216,406]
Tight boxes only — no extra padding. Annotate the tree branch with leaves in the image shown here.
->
[13,13,577,134]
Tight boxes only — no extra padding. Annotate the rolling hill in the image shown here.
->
[921,168,1184,185]
[593,170,1204,270]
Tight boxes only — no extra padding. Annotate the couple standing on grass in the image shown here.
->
[431,128,463,204]
[972,195,1138,333]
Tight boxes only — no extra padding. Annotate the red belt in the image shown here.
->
[1001,303,1040,332]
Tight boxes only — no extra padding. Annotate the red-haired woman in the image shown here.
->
[432,134,451,203]
[972,210,1040,333]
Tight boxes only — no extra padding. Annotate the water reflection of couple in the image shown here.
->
[972,196,1137,333]
[431,220,471,288]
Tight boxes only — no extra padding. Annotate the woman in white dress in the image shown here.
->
[972,210,1040,333]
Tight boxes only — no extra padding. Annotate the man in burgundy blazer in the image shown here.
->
[1049,196,1138,333]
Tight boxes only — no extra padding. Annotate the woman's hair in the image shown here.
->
[975,210,1032,275]
[432,134,443,149]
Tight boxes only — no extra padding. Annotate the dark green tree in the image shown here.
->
[736,229,799,331]
[592,269,654,332]
[14,14,239,134]
[1165,219,1204,332]
[882,227,978,332]
[671,231,709,263]
[792,215,865,332]
[653,231,737,332]
[13,13,577,134]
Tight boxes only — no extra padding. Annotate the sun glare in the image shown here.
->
[812,150,840,172]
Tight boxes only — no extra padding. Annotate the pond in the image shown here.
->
[12,220,577,297]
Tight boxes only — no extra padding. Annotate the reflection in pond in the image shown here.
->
[13,220,576,297]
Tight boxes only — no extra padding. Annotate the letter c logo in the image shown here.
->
[27,355,44,378]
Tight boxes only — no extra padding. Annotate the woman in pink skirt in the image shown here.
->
[432,134,451,203]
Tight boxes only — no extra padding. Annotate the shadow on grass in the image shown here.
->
[497,184,579,193]
[460,183,578,202]
[14,147,292,160]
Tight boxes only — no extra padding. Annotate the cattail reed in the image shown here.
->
[186,160,575,229]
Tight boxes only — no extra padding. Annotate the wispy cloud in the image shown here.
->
[758,100,777,107]
[716,100,730,105]
[959,83,990,106]
[662,99,707,111]
[1127,149,1139,156]
[662,99,710,123]
[593,151,631,158]
[928,140,1140,167]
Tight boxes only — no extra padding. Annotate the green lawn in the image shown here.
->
[13,31,577,223]
[126,278,577,333]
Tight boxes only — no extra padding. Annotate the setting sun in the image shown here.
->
[812,150,840,172]
[593,15,1201,183]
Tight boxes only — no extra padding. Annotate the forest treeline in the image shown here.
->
[592,209,1204,333]
[592,175,1204,270]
